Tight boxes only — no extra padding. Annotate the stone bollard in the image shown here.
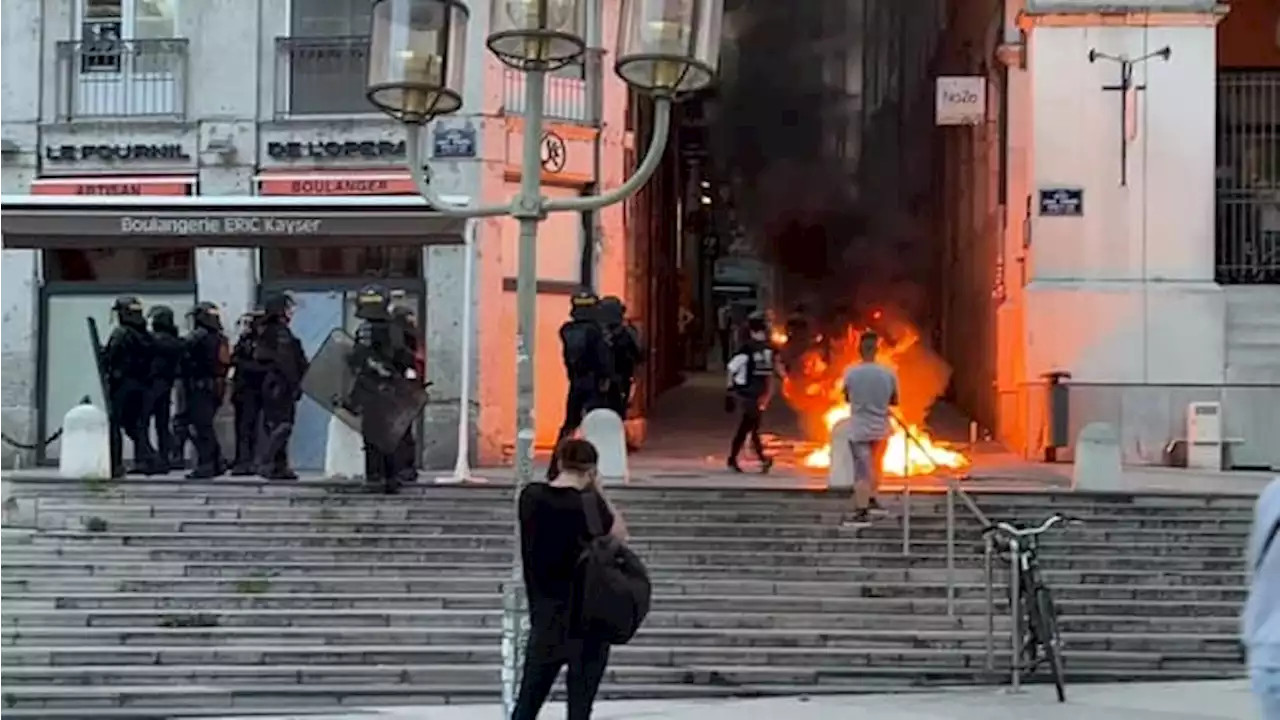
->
[582,408,629,485]
[323,414,365,481]
[827,419,855,490]
[58,396,111,480]
[1073,422,1122,491]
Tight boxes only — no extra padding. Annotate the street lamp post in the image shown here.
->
[365,0,724,713]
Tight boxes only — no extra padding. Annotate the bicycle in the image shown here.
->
[981,512,1083,702]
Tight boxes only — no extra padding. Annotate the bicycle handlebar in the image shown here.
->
[980,513,1083,540]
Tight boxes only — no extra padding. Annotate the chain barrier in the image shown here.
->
[0,425,63,448]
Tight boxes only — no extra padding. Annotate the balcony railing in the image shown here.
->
[502,68,595,125]
[55,39,188,121]
[275,36,377,118]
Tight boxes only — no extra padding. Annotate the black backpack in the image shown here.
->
[575,492,651,644]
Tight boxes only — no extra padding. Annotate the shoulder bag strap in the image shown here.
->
[1258,516,1280,574]
[581,490,605,538]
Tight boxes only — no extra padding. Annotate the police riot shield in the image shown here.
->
[87,317,112,416]
[299,328,428,453]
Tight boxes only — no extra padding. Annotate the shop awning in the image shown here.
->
[0,195,469,249]
[31,175,196,196]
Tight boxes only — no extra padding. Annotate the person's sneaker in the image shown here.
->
[842,509,873,528]
[868,497,889,515]
[726,458,744,473]
[759,457,773,475]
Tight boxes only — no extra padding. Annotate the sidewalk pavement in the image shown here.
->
[211,680,1257,720]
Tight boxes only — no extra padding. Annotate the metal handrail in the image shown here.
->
[889,413,1000,676]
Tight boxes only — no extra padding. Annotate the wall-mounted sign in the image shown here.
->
[257,173,416,196]
[266,140,406,160]
[1038,187,1084,217]
[433,122,477,159]
[43,144,192,162]
[120,215,326,236]
[540,131,567,173]
[935,76,987,126]
[31,177,195,196]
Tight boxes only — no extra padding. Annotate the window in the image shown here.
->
[286,0,373,115]
[261,246,421,280]
[44,248,194,283]
[80,0,177,72]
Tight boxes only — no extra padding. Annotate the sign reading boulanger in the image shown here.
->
[120,216,324,235]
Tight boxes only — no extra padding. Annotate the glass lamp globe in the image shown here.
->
[616,0,723,95]
[366,0,470,124]
[487,0,586,71]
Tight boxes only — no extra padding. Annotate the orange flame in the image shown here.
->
[780,314,970,476]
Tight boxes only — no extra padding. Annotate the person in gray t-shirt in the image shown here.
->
[841,331,899,524]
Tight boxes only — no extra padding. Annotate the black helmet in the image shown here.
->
[147,304,176,330]
[262,291,294,318]
[746,310,768,334]
[391,303,417,326]
[599,295,625,325]
[355,283,390,321]
[569,290,599,321]
[188,301,223,331]
[113,296,146,327]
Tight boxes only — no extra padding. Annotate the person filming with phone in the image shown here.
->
[513,439,631,720]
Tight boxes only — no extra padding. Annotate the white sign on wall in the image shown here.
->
[936,76,987,126]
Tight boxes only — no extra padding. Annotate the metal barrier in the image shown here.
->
[55,39,189,121]
[890,415,1002,678]
[502,68,593,125]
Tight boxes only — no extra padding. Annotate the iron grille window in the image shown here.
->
[1216,70,1280,285]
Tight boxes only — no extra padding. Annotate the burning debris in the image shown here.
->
[777,307,970,477]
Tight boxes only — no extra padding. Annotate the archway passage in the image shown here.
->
[622,0,994,475]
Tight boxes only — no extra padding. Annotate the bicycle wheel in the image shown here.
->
[1032,585,1067,702]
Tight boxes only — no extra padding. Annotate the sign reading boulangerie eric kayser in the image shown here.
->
[935,76,987,126]
[120,216,324,235]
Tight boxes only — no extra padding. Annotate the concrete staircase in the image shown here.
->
[0,477,1251,718]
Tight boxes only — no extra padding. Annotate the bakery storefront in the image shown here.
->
[1,198,465,468]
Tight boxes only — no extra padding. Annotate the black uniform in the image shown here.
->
[350,287,419,493]
[146,306,183,469]
[181,302,230,479]
[547,292,612,481]
[230,311,265,475]
[726,315,776,473]
[254,292,308,480]
[599,296,643,419]
[102,297,163,477]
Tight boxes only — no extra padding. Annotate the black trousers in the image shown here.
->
[729,397,766,461]
[231,388,262,470]
[547,383,605,480]
[256,378,297,476]
[146,382,174,467]
[108,382,157,477]
[512,632,610,720]
[362,425,415,489]
[186,383,222,475]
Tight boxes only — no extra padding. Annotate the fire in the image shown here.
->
[799,404,970,475]
[779,310,970,476]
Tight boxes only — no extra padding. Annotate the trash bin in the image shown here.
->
[1043,371,1072,462]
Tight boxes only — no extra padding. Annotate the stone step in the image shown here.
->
[22,531,1255,557]
[0,641,1247,670]
[1,581,1248,610]
[2,625,1240,652]
[0,593,1249,630]
[1,567,1247,595]
[3,665,1248,718]
[0,556,1249,580]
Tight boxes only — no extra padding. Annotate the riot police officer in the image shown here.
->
[599,295,643,419]
[146,305,183,470]
[102,297,163,477]
[181,302,230,479]
[725,311,776,474]
[229,309,265,476]
[351,285,419,493]
[254,291,307,480]
[547,290,612,480]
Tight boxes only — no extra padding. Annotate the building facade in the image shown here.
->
[0,0,634,469]
[990,0,1280,467]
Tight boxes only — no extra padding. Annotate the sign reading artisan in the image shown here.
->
[121,216,323,235]
[267,140,407,160]
[44,144,192,162]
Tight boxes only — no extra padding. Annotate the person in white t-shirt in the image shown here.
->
[840,331,898,526]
